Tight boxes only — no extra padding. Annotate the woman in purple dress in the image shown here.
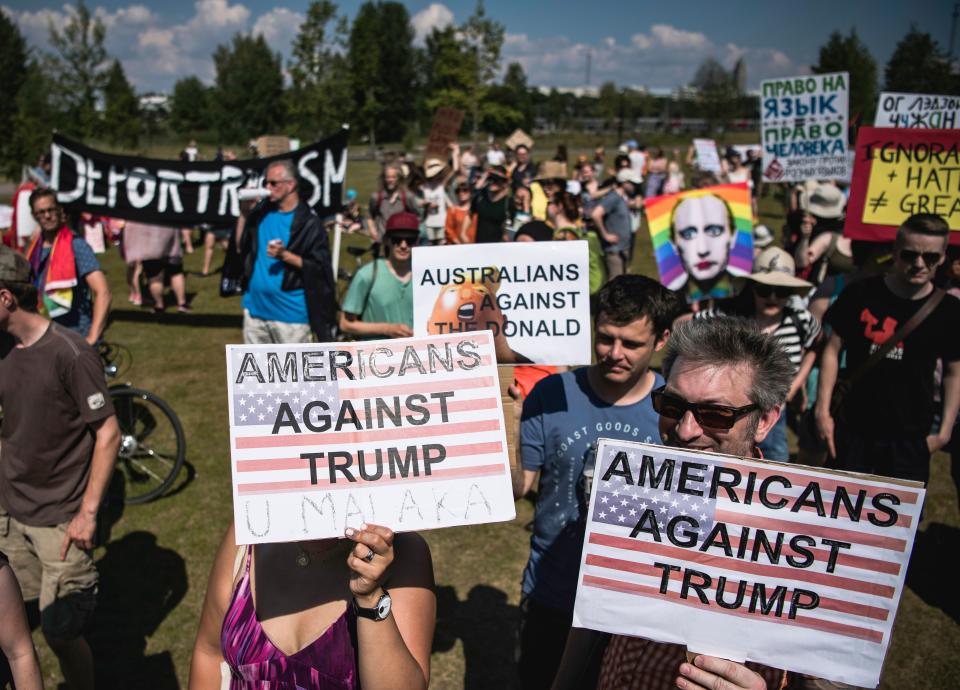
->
[189,522,435,689]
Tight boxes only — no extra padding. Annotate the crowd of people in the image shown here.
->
[0,133,957,690]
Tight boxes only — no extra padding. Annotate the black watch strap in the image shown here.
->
[353,588,389,620]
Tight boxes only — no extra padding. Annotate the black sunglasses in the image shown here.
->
[389,234,418,246]
[651,386,759,430]
[898,249,942,266]
[753,283,792,299]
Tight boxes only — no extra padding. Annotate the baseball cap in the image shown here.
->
[384,212,420,234]
[0,245,32,284]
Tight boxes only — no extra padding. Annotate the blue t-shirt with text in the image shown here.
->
[242,210,308,324]
[520,367,662,613]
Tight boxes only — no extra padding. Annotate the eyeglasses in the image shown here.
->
[34,207,59,216]
[264,179,292,187]
[753,283,792,299]
[389,234,418,246]
[651,385,759,430]
[898,249,942,266]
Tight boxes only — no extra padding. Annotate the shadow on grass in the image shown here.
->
[109,307,243,330]
[90,531,188,689]
[907,522,960,624]
[159,459,197,501]
[433,584,520,690]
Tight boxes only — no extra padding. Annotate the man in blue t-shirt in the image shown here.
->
[516,275,684,690]
[590,169,639,279]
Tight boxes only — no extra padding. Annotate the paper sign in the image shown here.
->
[846,127,960,245]
[761,72,850,182]
[226,333,516,544]
[645,182,754,303]
[426,107,464,160]
[875,92,960,129]
[573,439,924,688]
[411,241,591,366]
[693,139,722,173]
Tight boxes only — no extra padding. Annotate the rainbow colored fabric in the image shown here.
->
[644,182,754,302]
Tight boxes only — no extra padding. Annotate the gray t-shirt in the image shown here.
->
[598,191,632,253]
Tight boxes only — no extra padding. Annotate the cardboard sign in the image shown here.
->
[875,92,960,129]
[411,241,591,366]
[645,182,754,303]
[846,127,960,245]
[573,439,924,688]
[693,139,722,173]
[425,107,464,160]
[255,135,291,157]
[505,128,534,151]
[226,333,516,544]
[761,72,850,182]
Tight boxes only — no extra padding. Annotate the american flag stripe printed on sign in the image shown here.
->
[228,333,512,544]
[575,439,923,685]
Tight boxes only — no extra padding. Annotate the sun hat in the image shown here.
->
[0,245,32,284]
[752,224,774,249]
[800,183,845,219]
[616,168,642,185]
[384,212,420,234]
[746,247,812,290]
[424,158,446,178]
[533,160,567,182]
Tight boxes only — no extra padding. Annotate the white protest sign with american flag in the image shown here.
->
[226,332,515,544]
[573,439,924,688]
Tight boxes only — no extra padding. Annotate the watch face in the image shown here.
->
[377,593,392,620]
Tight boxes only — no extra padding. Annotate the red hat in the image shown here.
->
[385,211,420,233]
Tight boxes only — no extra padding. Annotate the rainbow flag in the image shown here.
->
[645,182,754,301]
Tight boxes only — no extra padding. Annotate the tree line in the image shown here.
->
[0,0,956,178]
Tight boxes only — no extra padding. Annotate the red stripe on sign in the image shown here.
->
[235,416,502,449]
[236,441,504,472]
[587,532,896,598]
[236,462,506,494]
[725,535,900,576]
[581,574,884,644]
[728,488,913,529]
[338,376,496,398]
[584,555,889,621]
[719,459,920,506]
[716,509,907,553]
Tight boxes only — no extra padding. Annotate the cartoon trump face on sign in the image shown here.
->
[645,182,754,302]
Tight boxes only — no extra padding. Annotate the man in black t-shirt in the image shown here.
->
[815,214,960,483]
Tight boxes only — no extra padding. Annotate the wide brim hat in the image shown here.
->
[424,158,446,178]
[533,160,567,182]
[743,247,812,291]
[800,183,845,219]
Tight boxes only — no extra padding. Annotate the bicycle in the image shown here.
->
[99,342,186,505]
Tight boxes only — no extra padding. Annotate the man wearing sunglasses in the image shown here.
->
[339,212,417,339]
[239,159,336,343]
[815,213,960,484]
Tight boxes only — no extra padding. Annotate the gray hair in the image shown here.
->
[267,159,297,186]
[662,317,793,413]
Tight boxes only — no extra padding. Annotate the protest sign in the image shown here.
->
[761,72,850,182]
[411,240,591,365]
[573,439,924,688]
[875,92,960,129]
[645,182,754,303]
[226,332,516,544]
[846,127,960,245]
[693,139,722,173]
[505,128,534,151]
[50,128,348,227]
[425,107,464,159]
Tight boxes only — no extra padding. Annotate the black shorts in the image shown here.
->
[142,258,184,280]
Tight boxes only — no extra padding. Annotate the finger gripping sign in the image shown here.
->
[226,333,516,544]
[412,241,591,365]
[846,127,960,245]
[573,440,924,688]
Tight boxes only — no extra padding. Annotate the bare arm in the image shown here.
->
[930,359,960,453]
[590,204,618,244]
[815,332,843,459]
[339,312,412,339]
[459,211,473,244]
[0,566,42,690]
[84,270,111,345]
[61,415,120,559]
[189,524,240,689]
[800,232,833,269]
[788,347,818,403]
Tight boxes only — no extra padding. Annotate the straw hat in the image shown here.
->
[533,160,567,182]
[424,158,446,178]
[800,183,845,219]
[747,248,812,290]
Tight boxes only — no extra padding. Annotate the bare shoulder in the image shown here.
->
[389,532,434,589]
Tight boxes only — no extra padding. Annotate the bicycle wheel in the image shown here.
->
[110,387,186,504]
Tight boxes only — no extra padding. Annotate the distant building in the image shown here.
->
[733,59,747,95]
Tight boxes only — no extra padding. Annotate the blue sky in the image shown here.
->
[2,0,953,93]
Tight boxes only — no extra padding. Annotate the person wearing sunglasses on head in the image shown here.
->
[553,317,797,690]
[339,212,417,340]
[816,213,960,484]
[691,247,820,461]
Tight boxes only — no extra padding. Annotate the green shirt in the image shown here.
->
[341,259,413,335]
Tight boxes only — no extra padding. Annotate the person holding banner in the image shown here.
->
[516,275,684,690]
[189,522,435,690]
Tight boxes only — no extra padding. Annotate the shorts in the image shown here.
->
[243,310,314,345]
[424,225,445,242]
[142,258,184,280]
[0,508,98,641]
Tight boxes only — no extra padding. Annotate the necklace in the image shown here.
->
[295,541,346,568]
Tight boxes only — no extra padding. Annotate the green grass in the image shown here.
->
[19,175,960,690]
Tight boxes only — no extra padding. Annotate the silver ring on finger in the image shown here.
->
[362,547,375,563]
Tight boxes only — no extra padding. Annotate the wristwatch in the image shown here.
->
[353,589,392,621]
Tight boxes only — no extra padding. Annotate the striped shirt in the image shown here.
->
[694,307,820,374]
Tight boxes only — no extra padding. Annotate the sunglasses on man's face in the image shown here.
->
[389,234,418,246]
[753,283,792,299]
[898,249,942,267]
[651,386,759,430]
[264,179,292,187]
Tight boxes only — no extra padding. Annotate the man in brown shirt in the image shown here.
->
[0,245,119,690]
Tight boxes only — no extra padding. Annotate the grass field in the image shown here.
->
[16,158,960,690]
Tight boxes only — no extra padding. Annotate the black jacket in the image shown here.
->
[239,199,336,340]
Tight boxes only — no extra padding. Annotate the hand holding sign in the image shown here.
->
[345,523,395,600]
[678,656,767,690]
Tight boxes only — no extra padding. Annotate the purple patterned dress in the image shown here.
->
[221,546,360,689]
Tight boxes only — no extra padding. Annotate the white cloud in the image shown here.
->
[252,7,303,46]
[411,2,454,44]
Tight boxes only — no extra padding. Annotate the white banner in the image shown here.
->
[875,92,960,129]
